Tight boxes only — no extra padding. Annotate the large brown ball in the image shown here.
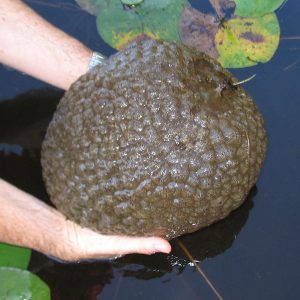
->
[41,40,267,239]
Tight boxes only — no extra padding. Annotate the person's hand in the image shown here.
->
[0,1,172,261]
[57,218,171,261]
[0,178,171,262]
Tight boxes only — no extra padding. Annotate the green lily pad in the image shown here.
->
[134,0,176,10]
[0,243,31,269]
[96,0,187,50]
[234,0,286,17]
[0,267,50,300]
[215,14,280,68]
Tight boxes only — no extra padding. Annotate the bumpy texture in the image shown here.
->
[41,40,267,239]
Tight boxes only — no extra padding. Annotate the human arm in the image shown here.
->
[0,1,171,260]
[0,178,171,261]
[0,0,92,90]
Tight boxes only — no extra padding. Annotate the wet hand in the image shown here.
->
[0,179,171,263]
[55,218,171,261]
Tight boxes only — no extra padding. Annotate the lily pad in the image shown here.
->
[134,0,176,10]
[0,267,50,300]
[96,0,187,49]
[215,13,280,68]
[234,0,286,17]
[74,0,101,16]
[0,243,31,269]
[180,5,219,59]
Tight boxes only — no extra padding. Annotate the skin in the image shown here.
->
[0,0,171,261]
[0,0,90,90]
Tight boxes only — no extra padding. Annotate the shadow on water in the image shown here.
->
[0,88,257,298]
[1,0,300,298]
[112,189,255,280]
[0,89,62,201]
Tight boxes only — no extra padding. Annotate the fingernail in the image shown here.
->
[152,243,170,254]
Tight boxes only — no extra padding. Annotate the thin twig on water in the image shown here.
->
[176,240,224,300]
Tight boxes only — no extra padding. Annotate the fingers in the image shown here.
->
[61,220,171,261]
[97,235,172,257]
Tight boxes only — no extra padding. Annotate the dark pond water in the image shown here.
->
[1,0,300,299]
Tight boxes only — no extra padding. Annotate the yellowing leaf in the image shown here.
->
[215,14,280,68]
[112,31,160,50]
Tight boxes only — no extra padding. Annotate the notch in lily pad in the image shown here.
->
[233,0,286,17]
[96,0,188,50]
[215,13,280,68]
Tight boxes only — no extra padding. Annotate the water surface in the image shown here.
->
[0,1,299,299]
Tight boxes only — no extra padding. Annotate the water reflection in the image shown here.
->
[0,88,256,297]
[28,191,254,297]
[28,254,114,300]
[0,89,61,201]
[113,188,255,280]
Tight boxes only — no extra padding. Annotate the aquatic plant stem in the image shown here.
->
[176,240,224,300]
[232,74,256,86]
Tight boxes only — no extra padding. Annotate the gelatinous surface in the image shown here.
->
[41,40,267,238]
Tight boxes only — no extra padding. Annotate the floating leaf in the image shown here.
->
[215,14,280,68]
[0,267,50,300]
[0,243,31,269]
[74,0,101,16]
[180,5,219,59]
[96,0,187,49]
[134,0,176,10]
[234,0,286,17]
